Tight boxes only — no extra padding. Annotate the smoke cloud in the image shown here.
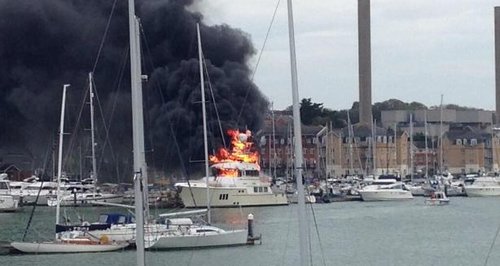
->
[0,0,269,180]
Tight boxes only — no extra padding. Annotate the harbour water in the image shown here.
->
[2,197,500,266]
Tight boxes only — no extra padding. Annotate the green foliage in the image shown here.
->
[291,98,481,128]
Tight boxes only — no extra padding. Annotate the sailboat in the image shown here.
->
[11,85,128,253]
[47,73,123,207]
[145,23,249,249]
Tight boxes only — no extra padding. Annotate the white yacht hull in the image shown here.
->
[48,194,123,207]
[10,241,128,253]
[359,190,413,201]
[465,186,500,197]
[178,185,288,207]
[0,195,20,212]
[425,198,450,206]
[147,229,248,249]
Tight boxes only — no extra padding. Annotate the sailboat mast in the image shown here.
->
[272,103,277,179]
[372,119,376,176]
[410,113,414,183]
[128,0,146,264]
[89,72,98,191]
[196,23,211,224]
[424,110,428,177]
[56,84,70,228]
[286,1,309,265]
[439,94,443,173]
[347,112,354,174]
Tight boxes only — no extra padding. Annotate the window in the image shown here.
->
[219,194,229,200]
[281,138,285,145]
[254,187,258,193]
[264,187,268,192]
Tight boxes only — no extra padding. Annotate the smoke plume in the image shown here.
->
[0,0,269,180]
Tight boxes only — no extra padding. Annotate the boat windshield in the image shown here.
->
[0,182,8,190]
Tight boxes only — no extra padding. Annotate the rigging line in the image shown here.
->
[202,52,227,149]
[22,136,53,241]
[309,204,328,266]
[138,21,169,170]
[95,47,129,176]
[281,197,294,266]
[139,22,196,204]
[484,219,500,266]
[236,0,281,125]
[91,0,118,73]
[62,86,90,172]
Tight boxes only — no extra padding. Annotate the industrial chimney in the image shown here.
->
[358,0,372,125]
[495,7,500,125]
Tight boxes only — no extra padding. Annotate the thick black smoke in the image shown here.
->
[0,0,269,180]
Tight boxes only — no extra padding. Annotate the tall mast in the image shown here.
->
[56,84,70,229]
[347,112,354,174]
[287,1,309,265]
[439,95,444,173]
[128,0,146,264]
[272,102,277,179]
[89,72,98,192]
[372,119,376,176]
[410,113,414,183]
[197,23,211,224]
[424,110,429,177]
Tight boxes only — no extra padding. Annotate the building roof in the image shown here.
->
[444,126,489,141]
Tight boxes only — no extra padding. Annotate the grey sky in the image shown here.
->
[199,0,500,111]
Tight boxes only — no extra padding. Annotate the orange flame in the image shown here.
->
[209,129,260,165]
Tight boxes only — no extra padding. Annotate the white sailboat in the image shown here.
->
[11,85,128,253]
[146,24,249,249]
[47,73,123,207]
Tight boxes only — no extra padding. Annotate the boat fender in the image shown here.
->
[100,234,110,244]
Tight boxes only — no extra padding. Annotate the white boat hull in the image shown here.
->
[10,241,128,253]
[0,195,20,212]
[425,198,450,206]
[178,185,287,207]
[48,194,123,207]
[147,229,248,249]
[465,186,500,197]
[359,190,413,201]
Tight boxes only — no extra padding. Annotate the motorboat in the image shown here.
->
[425,191,450,206]
[0,174,21,212]
[358,180,413,201]
[175,130,287,208]
[176,161,288,207]
[464,177,500,197]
